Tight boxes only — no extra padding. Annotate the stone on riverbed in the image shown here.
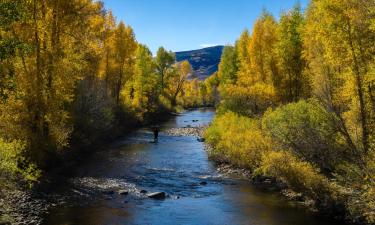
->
[197,137,205,142]
[118,190,129,195]
[164,126,207,137]
[147,192,166,199]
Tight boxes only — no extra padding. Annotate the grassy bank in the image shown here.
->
[205,102,374,224]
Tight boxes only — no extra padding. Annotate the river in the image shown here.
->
[43,108,342,225]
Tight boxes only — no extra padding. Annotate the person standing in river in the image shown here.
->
[152,126,159,142]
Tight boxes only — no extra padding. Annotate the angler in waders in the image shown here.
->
[152,126,159,143]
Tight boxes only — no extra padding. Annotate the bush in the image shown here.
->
[262,100,347,173]
[260,150,331,197]
[205,112,273,170]
[0,138,41,185]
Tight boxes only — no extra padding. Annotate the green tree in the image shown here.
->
[133,44,158,111]
[155,47,175,94]
[217,45,238,85]
[277,4,307,102]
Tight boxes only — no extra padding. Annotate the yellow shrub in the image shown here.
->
[260,150,331,197]
[205,112,273,170]
[0,138,41,184]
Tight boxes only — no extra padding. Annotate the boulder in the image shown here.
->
[147,192,166,199]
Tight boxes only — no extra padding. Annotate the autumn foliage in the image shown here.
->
[205,1,374,223]
[0,0,194,185]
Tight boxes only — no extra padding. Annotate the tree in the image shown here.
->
[155,47,175,94]
[235,30,251,85]
[0,0,106,166]
[113,21,137,105]
[170,60,192,106]
[247,10,279,85]
[304,0,375,155]
[100,10,116,93]
[277,4,308,102]
[133,44,158,111]
[217,45,238,85]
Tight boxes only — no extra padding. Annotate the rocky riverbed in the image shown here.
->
[0,186,56,225]
[163,125,206,137]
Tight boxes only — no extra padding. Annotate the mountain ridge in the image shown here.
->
[175,45,224,80]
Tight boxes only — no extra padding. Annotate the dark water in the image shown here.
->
[44,108,341,225]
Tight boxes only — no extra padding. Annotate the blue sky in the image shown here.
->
[102,0,309,55]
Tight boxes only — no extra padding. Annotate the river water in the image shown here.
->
[44,108,342,225]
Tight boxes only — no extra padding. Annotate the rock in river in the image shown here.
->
[118,190,129,195]
[200,181,207,185]
[197,137,205,142]
[147,192,166,199]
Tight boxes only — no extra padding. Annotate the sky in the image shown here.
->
[102,0,309,55]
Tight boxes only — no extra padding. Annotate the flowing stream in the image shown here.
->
[43,108,342,225]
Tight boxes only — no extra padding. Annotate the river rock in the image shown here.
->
[140,190,147,194]
[200,181,207,185]
[197,137,205,142]
[118,190,129,195]
[147,192,166,199]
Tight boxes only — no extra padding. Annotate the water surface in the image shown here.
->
[44,108,341,225]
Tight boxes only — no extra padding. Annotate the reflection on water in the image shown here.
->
[44,108,342,225]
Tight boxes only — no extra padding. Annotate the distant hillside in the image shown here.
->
[175,45,224,80]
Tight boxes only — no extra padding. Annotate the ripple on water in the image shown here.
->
[43,109,345,225]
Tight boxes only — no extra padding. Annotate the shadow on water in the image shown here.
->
[44,108,343,225]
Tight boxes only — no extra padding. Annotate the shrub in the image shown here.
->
[262,100,347,173]
[260,150,331,196]
[205,112,273,170]
[0,138,41,185]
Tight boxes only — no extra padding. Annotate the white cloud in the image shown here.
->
[199,43,218,48]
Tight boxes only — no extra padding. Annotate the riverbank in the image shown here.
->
[168,126,319,209]
[0,109,352,225]
[0,110,177,225]
[203,111,374,225]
